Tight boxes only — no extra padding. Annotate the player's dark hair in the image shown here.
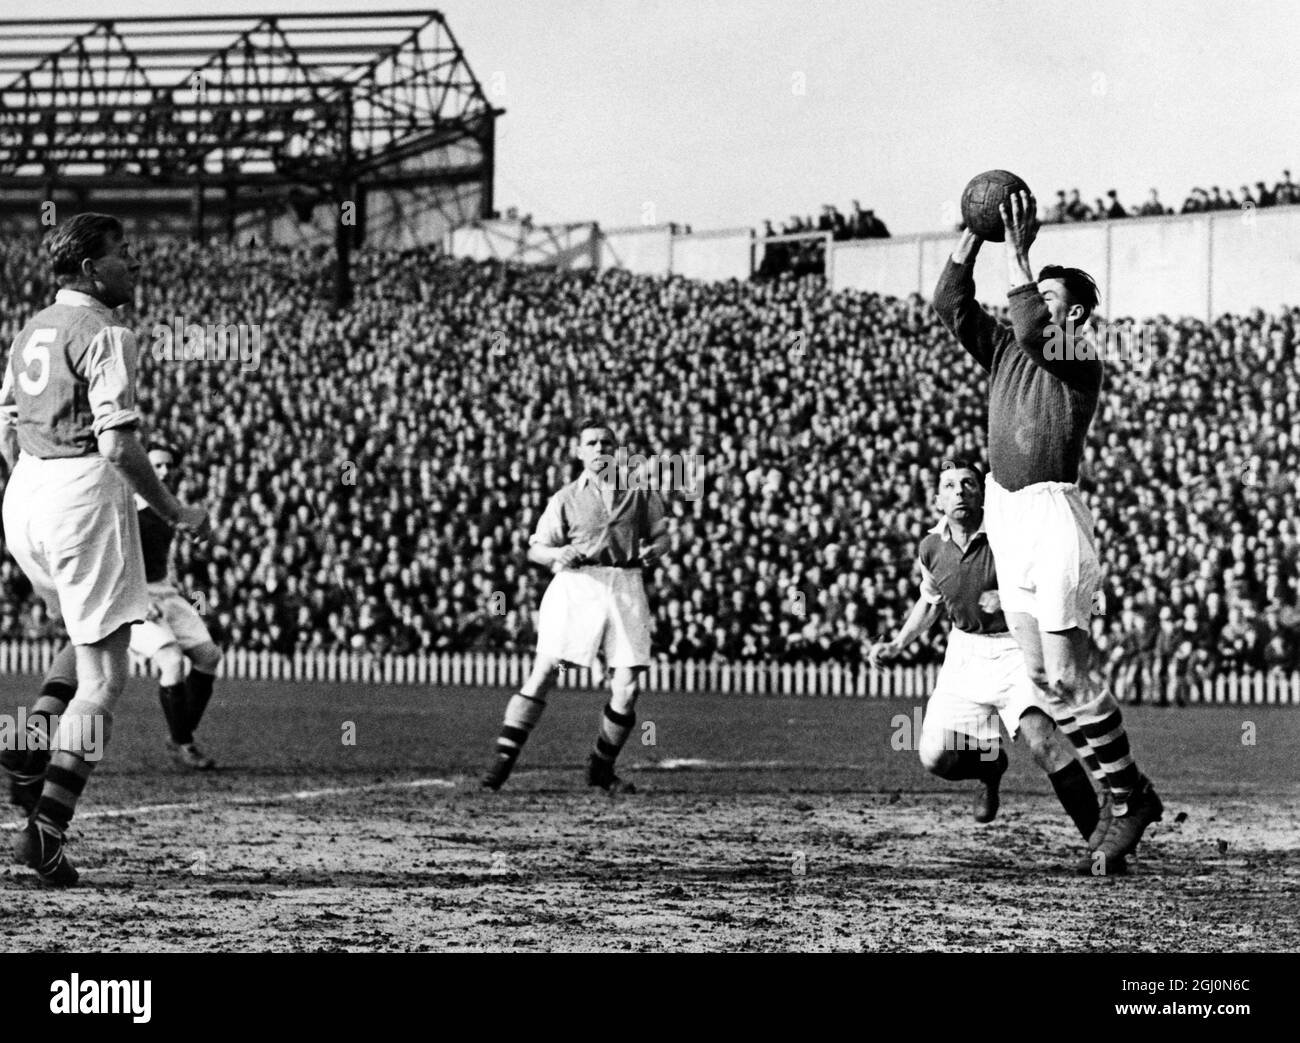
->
[574,415,616,440]
[938,456,984,486]
[45,213,125,280]
[1038,264,1099,321]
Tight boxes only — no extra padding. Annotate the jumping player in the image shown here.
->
[868,458,1110,847]
[6,444,223,791]
[481,418,669,792]
[933,191,1162,874]
[0,213,210,884]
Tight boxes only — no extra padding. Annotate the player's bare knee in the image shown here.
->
[54,699,114,757]
[155,643,186,686]
[609,669,641,714]
[1018,718,1058,769]
[918,730,955,775]
[188,642,222,675]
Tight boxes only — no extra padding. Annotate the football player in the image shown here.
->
[933,192,1163,874]
[6,444,223,787]
[482,417,669,792]
[868,458,1110,848]
[0,213,210,884]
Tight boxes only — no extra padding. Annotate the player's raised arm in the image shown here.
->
[932,228,998,371]
[1001,190,1104,385]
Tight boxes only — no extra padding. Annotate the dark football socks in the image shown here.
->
[1049,758,1101,839]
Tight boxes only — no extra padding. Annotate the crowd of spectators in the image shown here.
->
[1043,171,1300,224]
[0,236,1298,689]
[758,200,889,278]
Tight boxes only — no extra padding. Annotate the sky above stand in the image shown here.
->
[41,0,1300,235]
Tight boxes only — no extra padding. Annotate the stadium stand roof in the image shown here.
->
[0,11,502,303]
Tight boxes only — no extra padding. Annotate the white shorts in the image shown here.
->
[129,582,213,659]
[983,475,1101,632]
[2,453,148,646]
[923,628,1050,744]
[536,566,651,669]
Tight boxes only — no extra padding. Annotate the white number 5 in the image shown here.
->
[18,328,54,396]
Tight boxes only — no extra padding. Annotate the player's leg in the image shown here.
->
[990,634,1106,847]
[918,722,1003,777]
[482,654,563,790]
[155,641,216,769]
[586,665,642,792]
[1004,612,1109,789]
[586,569,653,792]
[159,590,222,741]
[484,570,601,790]
[919,640,1007,823]
[19,625,131,886]
[1013,708,1103,843]
[183,641,222,735]
[129,619,200,767]
[1037,625,1163,871]
[1,643,78,814]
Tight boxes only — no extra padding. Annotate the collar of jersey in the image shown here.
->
[55,288,114,313]
[928,514,987,541]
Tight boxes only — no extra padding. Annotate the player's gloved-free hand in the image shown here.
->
[978,590,1002,614]
[867,640,902,670]
[553,545,585,572]
[174,504,213,542]
[1000,189,1039,256]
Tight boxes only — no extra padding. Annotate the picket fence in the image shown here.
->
[0,640,1296,705]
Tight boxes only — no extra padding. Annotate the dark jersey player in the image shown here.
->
[932,190,1162,875]
[869,459,1109,848]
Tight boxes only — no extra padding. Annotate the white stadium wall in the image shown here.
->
[670,228,754,282]
[449,219,599,267]
[1210,206,1300,316]
[450,205,1300,320]
[1107,215,1209,319]
[598,225,674,276]
[829,237,923,302]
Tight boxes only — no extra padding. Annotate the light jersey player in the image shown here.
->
[868,459,1110,848]
[10,444,224,788]
[0,213,210,885]
[933,189,1163,875]
[482,418,670,792]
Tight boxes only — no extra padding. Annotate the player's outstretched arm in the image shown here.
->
[868,596,941,669]
[933,229,998,371]
[99,429,210,539]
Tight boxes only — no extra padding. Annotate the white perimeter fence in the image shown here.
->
[0,641,1296,705]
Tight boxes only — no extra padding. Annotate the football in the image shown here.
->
[961,169,1031,241]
